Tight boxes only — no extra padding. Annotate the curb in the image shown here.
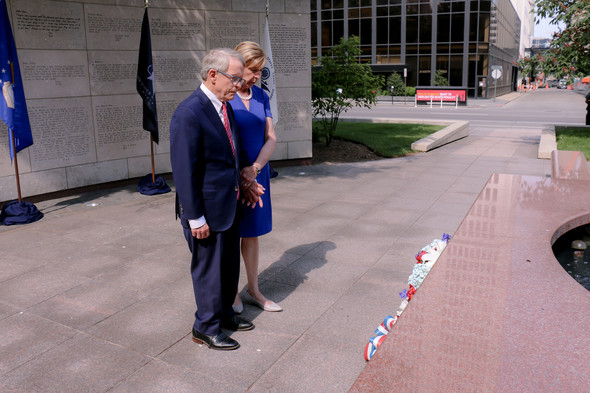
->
[339,117,470,152]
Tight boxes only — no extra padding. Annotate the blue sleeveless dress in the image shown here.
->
[229,85,273,238]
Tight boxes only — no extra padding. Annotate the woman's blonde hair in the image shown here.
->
[234,41,266,71]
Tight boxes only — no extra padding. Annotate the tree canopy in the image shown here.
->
[522,0,590,80]
[312,36,383,146]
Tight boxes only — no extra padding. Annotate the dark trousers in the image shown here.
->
[183,217,240,336]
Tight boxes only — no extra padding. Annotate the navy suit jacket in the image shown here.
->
[170,87,248,232]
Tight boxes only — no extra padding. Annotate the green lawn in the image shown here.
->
[556,126,590,159]
[313,121,445,157]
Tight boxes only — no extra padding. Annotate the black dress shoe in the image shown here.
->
[221,316,255,331]
[192,329,240,350]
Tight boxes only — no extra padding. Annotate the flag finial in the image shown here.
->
[144,0,149,8]
[265,0,269,17]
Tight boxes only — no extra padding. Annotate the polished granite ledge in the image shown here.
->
[351,173,590,392]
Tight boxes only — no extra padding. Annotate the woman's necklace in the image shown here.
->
[237,88,252,100]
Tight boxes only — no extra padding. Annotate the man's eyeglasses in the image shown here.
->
[217,71,245,86]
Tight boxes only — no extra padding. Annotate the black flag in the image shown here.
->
[136,7,158,144]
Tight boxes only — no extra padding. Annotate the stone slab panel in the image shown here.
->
[0,262,89,308]
[270,140,288,161]
[88,50,137,95]
[288,140,312,160]
[0,167,67,202]
[28,97,96,171]
[115,0,231,10]
[128,153,171,178]
[150,91,193,152]
[19,167,68,199]
[0,312,77,376]
[286,0,311,13]
[84,3,143,50]
[0,332,150,393]
[66,159,128,188]
[93,94,150,161]
[261,12,311,87]
[20,50,90,99]
[205,10,258,50]
[0,123,32,177]
[0,301,19,322]
[153,51,203,93]
[109,358,243,393]
[232,0,284,13]
[11,0,86,50]
[275,87,311,144]
[149,7,205,51]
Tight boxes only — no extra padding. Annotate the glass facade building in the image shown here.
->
[311,0,521,97]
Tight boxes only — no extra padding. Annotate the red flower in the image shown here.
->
[407,285,416,300]
[415,250,427,263]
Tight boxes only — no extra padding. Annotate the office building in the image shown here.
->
[311,0,531,97]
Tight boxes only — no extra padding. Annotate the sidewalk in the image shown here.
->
[0,90,577,392]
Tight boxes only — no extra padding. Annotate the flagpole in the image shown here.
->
[150,134,155,183]
[146,0,154,183]
[9,61,22,203]
[10,131,22,202]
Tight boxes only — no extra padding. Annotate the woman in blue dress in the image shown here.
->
[231,41,281,313]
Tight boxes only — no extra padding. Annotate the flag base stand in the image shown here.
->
[137,174,171,195]
[0,200,43,226]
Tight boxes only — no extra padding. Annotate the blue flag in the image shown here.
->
[136,7,158,144]
[0,0,33,159]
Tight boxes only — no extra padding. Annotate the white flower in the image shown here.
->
[408,263,432,289]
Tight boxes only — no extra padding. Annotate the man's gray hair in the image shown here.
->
[201,48,245,80]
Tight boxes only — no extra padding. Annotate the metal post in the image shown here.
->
[494,78,497,102]
[430,96,433,108]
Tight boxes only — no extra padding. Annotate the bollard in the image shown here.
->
[455,96,458,109]
[430,96,433,108]
[414,95,417,107]
[440,98,443,108]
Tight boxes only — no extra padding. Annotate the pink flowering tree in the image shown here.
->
[533,0,590,79]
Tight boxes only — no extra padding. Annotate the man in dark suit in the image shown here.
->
[170,48,262,350]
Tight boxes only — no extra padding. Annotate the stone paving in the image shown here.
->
[0,89,584,392]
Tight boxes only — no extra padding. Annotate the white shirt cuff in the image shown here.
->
[189,216,206,229]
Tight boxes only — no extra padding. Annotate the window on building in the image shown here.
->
[407,16,418,43]
[438,14,450,42]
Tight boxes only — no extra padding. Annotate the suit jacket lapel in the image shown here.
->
[196,89,236,159]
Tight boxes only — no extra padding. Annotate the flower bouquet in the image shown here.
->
[364,233,451,361]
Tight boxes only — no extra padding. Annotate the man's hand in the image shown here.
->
[192,223,210,239]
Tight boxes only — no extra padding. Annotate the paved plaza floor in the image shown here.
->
[0,89,586,392]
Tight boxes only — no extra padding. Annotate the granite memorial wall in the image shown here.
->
[0,0,311,201]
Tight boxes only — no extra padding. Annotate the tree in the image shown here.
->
[433,70,450,86]
[533,0,590,79]
[386,72,404,96]
[518,53,541,81]
[312,36,383,146]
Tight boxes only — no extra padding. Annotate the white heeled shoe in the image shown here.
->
[245,291,282,312]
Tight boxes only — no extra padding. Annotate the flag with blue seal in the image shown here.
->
[0,0,33,160]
